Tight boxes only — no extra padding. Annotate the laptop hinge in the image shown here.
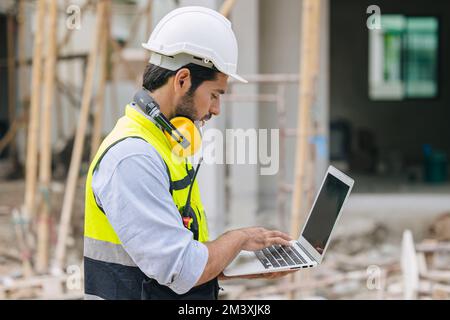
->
[296,241,317,263]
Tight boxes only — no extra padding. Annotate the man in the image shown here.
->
[84,6,296,300]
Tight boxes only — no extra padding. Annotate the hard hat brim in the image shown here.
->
[229,73,248,83]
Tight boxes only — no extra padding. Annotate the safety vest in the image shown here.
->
[84,105,217,300]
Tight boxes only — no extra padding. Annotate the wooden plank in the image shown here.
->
[289,0,322,299]
[431,284,450,300]
[90,0,111,160]
[0,119,20,154]
[0,274,82,299]
[0,53,89,68]
[110,53,121,120]
[290,0,321,239]
[55,72,65,140]
[55,0,107,271]
[36,0,59,274]
[220,0,237,17]
[24,0,46,229]
[416,241,450,253]
[0,275,68,291]
[304,0,322,208]
[146,0,153,37]
[6,13,17,163]
[421,270,450,282]
[18,0,28,104]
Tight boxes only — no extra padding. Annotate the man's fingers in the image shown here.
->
[263,272,289,280]
[267,230,293,241]
[277,231,293,241]
[267,237,292,247]
[237,269,299,280]
[270,271,296,279]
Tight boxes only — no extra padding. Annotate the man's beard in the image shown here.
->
[172,91,198,121]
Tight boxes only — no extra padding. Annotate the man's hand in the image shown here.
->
[196,227,293,287]
[238,227,293,251]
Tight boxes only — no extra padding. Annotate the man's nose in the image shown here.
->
[210,100,220,116]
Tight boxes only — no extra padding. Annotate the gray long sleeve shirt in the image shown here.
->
[91,134,208,295]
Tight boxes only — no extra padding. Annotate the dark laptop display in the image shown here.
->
[302,174,350,255]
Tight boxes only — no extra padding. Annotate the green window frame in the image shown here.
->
[369,15,439,100]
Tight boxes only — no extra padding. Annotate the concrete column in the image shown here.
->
[226,0,260,229]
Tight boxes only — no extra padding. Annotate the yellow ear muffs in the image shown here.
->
[164,116,202,158]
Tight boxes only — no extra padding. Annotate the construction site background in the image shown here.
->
[0,0,449,300]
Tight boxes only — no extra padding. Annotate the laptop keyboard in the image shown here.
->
[254,244,310,269]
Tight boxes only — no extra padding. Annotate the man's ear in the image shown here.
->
[174,68,191,95]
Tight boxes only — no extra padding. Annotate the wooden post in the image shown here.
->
[55,0,107,271]
[90,0,111,160]
[276,84,287,232]
[0,119,21,154]
[18,0,28,105]
[36,0,58,274]
[24,0,46,229]
[110,56,120,121]
[300,1,322,300]
[219,0,237,17]
[289,0,322,299]
[304,0,322,209]
[146,0,153,37]
[290,0,319,239]
[144,0,153,62]
[55,74,65,141]
[6,14,17,163]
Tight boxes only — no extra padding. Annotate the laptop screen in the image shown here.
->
[302,173,350,255]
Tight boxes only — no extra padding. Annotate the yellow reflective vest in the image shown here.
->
[84,104,216,300]
[85,105,209,243]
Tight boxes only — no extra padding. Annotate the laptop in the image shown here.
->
[223,165,354,277]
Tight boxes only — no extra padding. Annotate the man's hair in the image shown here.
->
[142,63,219,95]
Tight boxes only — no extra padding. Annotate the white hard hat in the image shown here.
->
[142,6,247,83]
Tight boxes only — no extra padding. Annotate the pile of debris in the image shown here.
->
[220,215,450,300]
[0,179,84,300]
